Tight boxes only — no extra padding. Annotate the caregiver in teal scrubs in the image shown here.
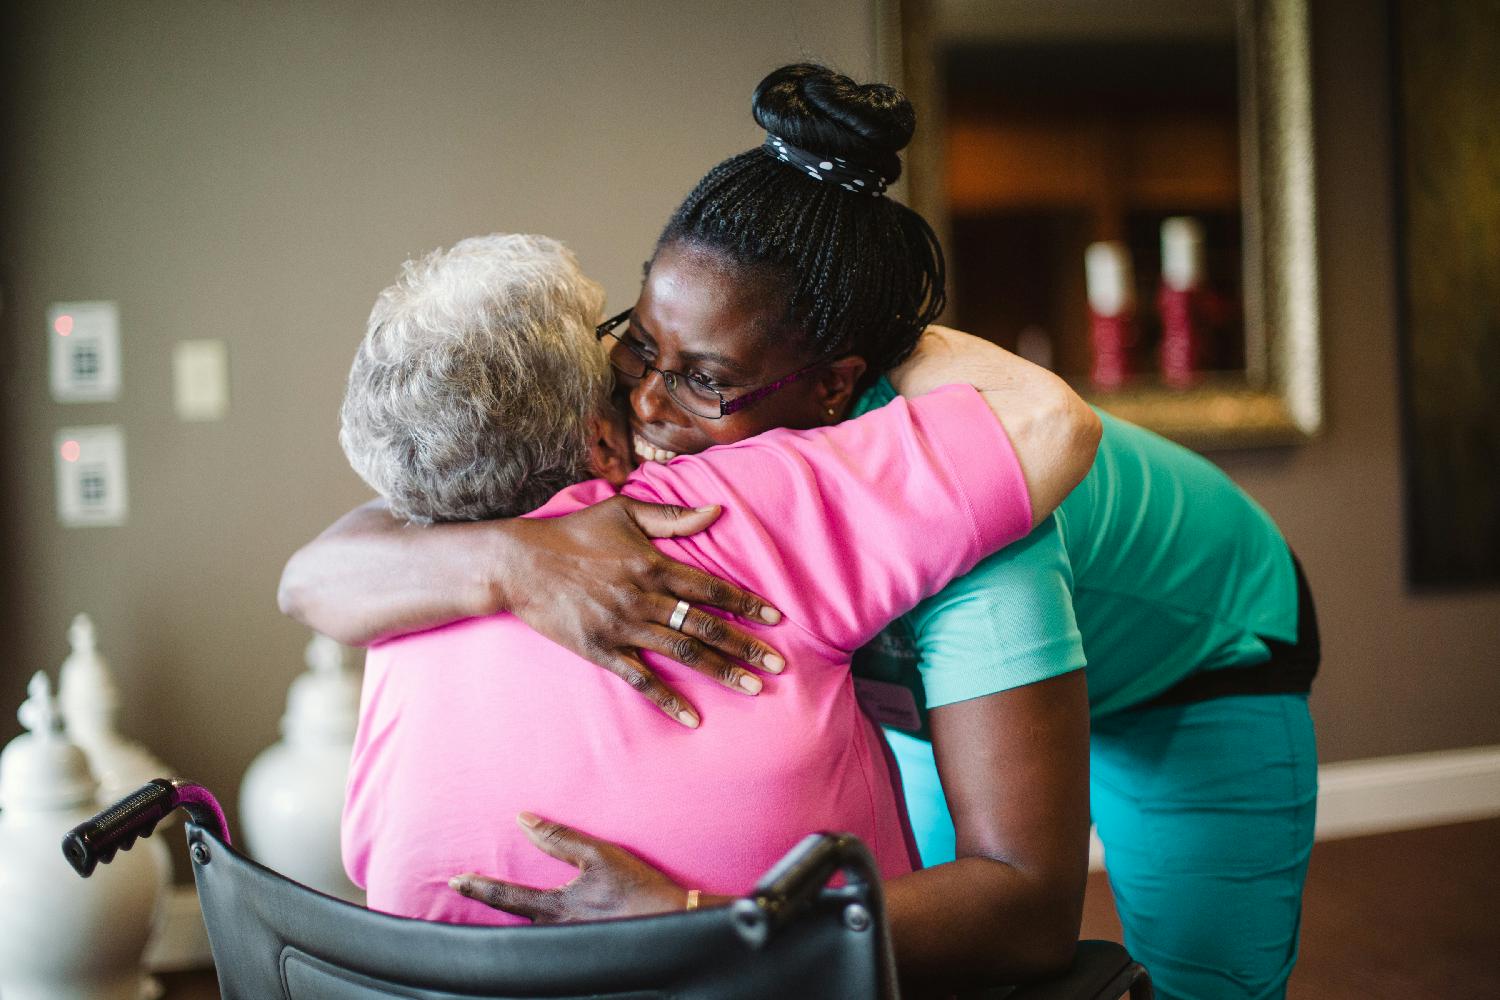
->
[281,63,1318,1000]
[853,381,1320,1000]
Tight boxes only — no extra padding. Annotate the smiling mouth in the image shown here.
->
[633,433,680,464]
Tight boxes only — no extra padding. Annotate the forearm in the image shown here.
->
[278,500,511,645]
[884,858,1081,996]
[883,673,1092,994]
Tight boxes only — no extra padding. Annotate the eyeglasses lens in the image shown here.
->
[604,332,724,419]
[606,335,648,380]
[673,377,725,419]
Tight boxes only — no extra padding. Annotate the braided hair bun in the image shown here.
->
[752,63,915,185]
[658,63,945,377]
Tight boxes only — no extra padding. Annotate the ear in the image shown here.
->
[816,355,869,422]
[587,411,634,486]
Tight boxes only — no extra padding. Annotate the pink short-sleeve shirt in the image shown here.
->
[343,385,1031,924]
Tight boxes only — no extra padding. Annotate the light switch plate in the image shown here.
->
[55,425,128,527]
[49,301,122,403]
[173,339,230,421]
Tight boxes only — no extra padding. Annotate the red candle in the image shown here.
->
[1085,241,1136,391]
[1159,217,1206,389]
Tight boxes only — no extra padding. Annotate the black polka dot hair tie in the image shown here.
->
[762,133,889,196]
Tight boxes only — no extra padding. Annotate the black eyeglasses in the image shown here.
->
[595,309,828,420]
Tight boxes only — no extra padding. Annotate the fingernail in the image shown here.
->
[695,505,718,513]
[760,606,782,624]
[677,710,700,728]
[738,673,763,694]
[517,811,542,828]
[448,876,469,892]
[763,653,785,673]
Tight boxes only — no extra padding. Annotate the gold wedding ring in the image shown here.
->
[668,599,691,632]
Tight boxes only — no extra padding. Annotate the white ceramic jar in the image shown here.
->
[57,612,177,964]
[0,672,161,1000]
[60,613,176,804]
[240,634,364,903]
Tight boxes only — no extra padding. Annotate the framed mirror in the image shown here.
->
[881,0,1321,449]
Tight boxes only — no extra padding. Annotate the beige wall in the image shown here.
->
[1,0,1497,846]
[0,0,879,831]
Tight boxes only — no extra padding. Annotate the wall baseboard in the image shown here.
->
[1088,743,1500,872]
[1314,744,1500,840]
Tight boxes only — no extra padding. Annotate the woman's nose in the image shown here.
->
[630,368,681,426]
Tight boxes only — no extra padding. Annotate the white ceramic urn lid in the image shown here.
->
[57,612,173,803]
[0,672,97,811]
[59,612,120,722]
[282,634,360,743]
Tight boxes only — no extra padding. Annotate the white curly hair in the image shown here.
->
[340,233,611,523]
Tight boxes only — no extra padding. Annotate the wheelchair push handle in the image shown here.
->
[735,832,883,936]
[731,832,898,999]
[62,778,230,878]
[755,832,877,900]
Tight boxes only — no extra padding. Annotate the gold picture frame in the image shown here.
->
[881,0,1322,450]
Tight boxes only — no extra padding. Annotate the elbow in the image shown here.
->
[1022,380,1101,528]
[1024,924,1080,982]
[971,866,1085,985]
[1079,397,1103,455]
[947,909,1079,991]
[276,558,308,621]
[1021,872,1087,980]
[277,577,361,646]
[991,897,1083,985]
[1061,389,1102,486]
[277,548,330,634]
[1037,382,1100,510]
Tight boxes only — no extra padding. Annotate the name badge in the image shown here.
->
[854,677,923,733]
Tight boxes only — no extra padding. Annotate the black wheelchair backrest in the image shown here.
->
[65,779,898,1000]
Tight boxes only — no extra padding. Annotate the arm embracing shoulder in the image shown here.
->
[888,326,1101,527]
[278,499,508,645]
[279,496,782,720]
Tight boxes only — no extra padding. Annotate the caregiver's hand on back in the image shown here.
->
[499,494,786,728]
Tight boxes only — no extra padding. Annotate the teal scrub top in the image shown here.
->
[850,378,1298,728]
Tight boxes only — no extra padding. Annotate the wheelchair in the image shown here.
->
[65,779,1152,1000]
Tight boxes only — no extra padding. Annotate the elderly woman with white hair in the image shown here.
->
[340,234,621,524]
[333,233,1098,931]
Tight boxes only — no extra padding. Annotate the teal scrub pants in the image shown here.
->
[886,693,1317,1000]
